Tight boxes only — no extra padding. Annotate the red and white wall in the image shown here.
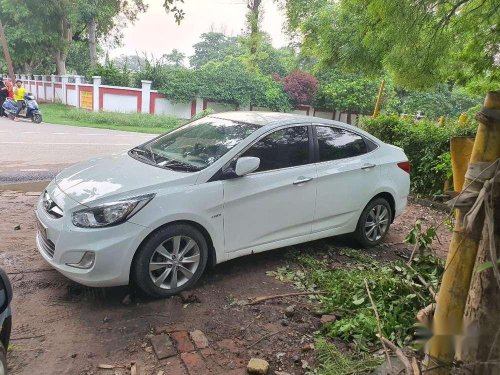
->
[9,74,362,125]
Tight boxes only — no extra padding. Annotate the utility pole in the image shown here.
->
[0,19,15,81]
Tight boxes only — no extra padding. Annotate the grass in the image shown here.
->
[310,338,383,375]
[42,103,186,134]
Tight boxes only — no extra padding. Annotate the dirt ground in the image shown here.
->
[0,190,452,375]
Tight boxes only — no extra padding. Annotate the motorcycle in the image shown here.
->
[2,93,42,123]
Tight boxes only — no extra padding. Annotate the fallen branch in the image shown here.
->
[364,279,393,374]
[7,268,56,275]
[246,291,325,305]
[246,329,286,349]
[377,334,414,375]
[407,233,420,265]
[10,334,45,341]
[131,362,138,375]
[411,357,421,375]
[98,364,127,370]
[407,265,436,299]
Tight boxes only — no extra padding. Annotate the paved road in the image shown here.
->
[0,117,156,183]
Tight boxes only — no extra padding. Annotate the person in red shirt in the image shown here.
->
[5,80,13,98]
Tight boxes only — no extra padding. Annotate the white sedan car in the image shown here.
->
[35,112,410,298]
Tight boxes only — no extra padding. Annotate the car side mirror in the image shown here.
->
[0,269,12,314]
[235,157,260,177]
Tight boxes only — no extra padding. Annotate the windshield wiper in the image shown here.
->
[158,159,201,172]
[131,148,200,172]
[131,147,158,164]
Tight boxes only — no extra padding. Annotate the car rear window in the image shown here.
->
[316,126,368,161]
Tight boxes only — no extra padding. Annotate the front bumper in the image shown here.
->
[35,198,147,287]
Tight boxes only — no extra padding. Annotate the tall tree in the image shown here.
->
[246,0,263,55]
[163,49,186,67]
[189,32,243,69]
[0,0,68,74]
[0,0,146,74]
[0,19,14,79]
[112,54,147,72]
[279,0,500,92]
[76,0,147,68]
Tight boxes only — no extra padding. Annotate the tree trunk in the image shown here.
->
[248,0,262,55]
[88,17,97,68]
[0,20,15,81]
[55,51,66,75]
[347,111,352,125]
[459,184,500,374]
[54,16,72,75]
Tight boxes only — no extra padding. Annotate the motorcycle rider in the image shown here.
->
[13,79,26,121]
[0,78,7,117]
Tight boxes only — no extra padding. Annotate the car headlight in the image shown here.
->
[72,193,155,228]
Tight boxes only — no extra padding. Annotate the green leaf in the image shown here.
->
[476,259,500,273]
[353,297,365,305]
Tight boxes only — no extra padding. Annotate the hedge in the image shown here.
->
[361,114,477,196]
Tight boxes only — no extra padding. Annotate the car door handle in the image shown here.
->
[361,163,376,170]
[293,176,314,185]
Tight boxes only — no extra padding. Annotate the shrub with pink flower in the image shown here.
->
[282,70,319,105]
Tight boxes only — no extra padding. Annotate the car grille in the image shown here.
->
[42,191,63,219]
[36,230,55,258]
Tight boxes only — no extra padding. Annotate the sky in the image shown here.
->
[109,0,289,59]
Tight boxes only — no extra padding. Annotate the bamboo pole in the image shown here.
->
[425,91,500,374]
[450,137,475,192]
[458,112,468,126]
[438,116,445,127]
[372,79,385,118]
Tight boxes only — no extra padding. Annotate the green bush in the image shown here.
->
[159,67,200,103]
[361,115,477,196]
[87,63,131,87]
[133,56,172,89]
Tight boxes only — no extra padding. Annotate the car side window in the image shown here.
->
[242,126,310,172]
[316,126,368,162]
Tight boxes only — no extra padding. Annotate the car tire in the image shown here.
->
[132,224,208,298]
[0,342,7,375]
[352,197,392,247]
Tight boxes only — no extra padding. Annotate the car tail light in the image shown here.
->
[398,161,411,174]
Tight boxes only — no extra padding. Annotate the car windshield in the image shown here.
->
[131,117,259,171]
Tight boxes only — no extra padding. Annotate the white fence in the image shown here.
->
[3,74,363,124]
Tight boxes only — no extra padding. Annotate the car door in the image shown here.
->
[312,125,380,233]
[223,125,317,253]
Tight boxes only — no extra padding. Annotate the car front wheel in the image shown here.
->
[132,224,208,298]
[353,197,392,247]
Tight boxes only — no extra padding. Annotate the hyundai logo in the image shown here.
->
[42,192,53,211]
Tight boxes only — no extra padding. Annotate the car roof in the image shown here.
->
[207,111,378,141]
[209,111,319,127]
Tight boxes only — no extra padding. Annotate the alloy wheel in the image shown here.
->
[364,204,389,242]
[148,235,201,289]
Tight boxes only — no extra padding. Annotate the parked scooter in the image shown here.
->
[2,94,42,123]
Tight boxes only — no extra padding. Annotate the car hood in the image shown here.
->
[55,152,198,205]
